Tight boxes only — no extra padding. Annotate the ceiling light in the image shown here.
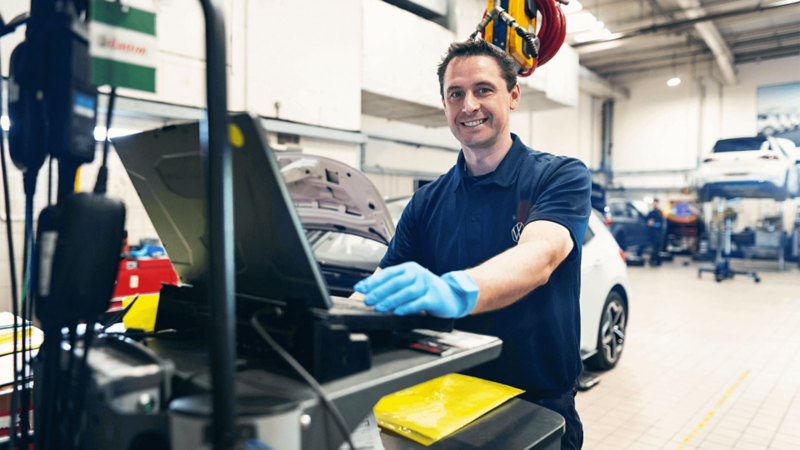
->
[566,11,597,34]
[573,28,612,43]
[0,116,8,131]
[590,21,605,31]
[93,127,141,141]
[667,77,681,87]
[561,0,583,14]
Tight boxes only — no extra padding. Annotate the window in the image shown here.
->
[609,202,627,218]
[713,137,768,153]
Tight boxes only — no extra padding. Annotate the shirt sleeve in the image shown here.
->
[379,194,424,269]
[525,158,592,261]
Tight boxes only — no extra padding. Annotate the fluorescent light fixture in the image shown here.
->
[590,21,605,31]
[1,118,140,141]
[561,0,583,14]
[667,77,681,87]
[573,28,612,43]
[566,11,597,34]
[93,127,141,141]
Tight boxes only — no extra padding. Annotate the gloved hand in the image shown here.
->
[354,262,479,318]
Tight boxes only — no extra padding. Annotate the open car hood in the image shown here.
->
[276,153,394,245]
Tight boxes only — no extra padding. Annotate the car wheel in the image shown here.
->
[586,291,627,371]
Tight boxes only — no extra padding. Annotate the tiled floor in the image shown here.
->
[577,257,800,450]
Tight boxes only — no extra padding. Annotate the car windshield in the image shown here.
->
[309,231,387,272]
[306,197,411,272]
[713,138,768,153]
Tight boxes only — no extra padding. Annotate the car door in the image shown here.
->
[608,202,634,249]
[579,223,604,355]
[626,203,649,248]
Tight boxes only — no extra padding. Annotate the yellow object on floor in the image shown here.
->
[373,373,524,446]
[122,294,160,332]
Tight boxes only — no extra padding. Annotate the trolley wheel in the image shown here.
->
[755,277,761,283]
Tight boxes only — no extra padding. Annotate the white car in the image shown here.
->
[695,136,800,201]
[278,153,631,371]
[757,114,781,136]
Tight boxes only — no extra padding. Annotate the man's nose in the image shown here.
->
[462,92,479,114]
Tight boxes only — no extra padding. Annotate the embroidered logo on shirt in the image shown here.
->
[511,222,525,243]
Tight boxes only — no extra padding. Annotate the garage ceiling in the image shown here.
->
[567,0,800,81]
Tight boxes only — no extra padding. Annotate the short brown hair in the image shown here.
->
[437,39,518,97]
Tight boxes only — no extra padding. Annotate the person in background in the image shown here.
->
[646,198,665,266]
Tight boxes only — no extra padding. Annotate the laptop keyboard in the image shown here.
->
[331,296,377,312]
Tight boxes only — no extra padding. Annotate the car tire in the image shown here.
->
[586,291,628,371]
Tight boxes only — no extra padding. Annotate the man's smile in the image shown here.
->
[460,118,488,127]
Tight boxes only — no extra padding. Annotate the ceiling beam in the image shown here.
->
[578,66,630,99]
[725,21,800,44]
[581,41,706,66]
[573,0,800,48]
[574,34,686,55]
[673,0,736,85]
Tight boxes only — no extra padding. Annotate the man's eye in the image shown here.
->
[478,88,492,94]
[450,92,463,99]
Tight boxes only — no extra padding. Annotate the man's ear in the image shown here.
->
[510,84,521,110]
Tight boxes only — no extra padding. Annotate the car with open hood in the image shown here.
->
[277,153,631,371]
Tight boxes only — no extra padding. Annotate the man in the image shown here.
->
[354,39,590,450]
[646,199,665,266]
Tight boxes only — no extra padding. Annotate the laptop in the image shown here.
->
[113,113,453,332]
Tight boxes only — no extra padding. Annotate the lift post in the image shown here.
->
[698,197,760,283]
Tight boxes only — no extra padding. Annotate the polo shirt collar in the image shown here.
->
[452,133,527,191]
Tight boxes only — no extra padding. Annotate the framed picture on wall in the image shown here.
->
[757,82,800,145]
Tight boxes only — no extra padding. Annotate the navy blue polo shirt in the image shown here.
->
[379,133,591,399]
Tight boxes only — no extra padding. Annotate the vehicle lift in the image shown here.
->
[698,197,761,283]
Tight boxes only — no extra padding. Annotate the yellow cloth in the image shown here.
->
[373,373,524,446]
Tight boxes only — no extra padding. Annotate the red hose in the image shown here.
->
[479,0,566,77]
[534,0,566,68]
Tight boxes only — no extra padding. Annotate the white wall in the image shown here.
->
[509,91,602,169]
[611,55,800,188]
[610,56,800,230]
[362,0,453,110]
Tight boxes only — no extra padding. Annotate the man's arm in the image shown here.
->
[467,220,573,314]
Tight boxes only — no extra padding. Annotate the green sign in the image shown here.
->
[90,0,157,92]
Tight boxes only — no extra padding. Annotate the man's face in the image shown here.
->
[441,55,520,151]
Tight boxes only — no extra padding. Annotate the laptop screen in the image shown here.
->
[114,113,333,310]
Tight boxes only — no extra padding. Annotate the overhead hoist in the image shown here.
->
[471,0,569,77]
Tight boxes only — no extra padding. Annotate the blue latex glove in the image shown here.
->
[353,262,479,318]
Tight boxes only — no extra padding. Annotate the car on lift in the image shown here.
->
[278,153,631,371]
[695,136,800,201]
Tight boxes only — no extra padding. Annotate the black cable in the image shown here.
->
[0,40,22,450]
[70,320,96,450]
[37,322,63,450]
[250,311,356,450]
[94,87,116,194]
[17,191,34,448]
